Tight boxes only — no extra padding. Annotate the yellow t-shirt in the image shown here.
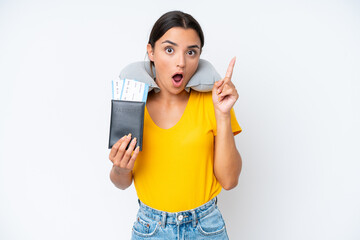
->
[133,90,241,212]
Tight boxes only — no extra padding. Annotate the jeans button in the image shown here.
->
[178,215,183,221]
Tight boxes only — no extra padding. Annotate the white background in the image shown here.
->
[1,0,359,239]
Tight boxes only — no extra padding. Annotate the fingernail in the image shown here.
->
[133,137,137,142]
[128,133,132,138]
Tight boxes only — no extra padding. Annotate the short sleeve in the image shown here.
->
[229,107,242,136]
[212,107,242,136]
[204,92,242,136]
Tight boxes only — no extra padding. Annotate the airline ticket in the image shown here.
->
[112,79,149,102]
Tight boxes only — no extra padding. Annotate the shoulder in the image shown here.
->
[189,90,215,121]
[190,90,214,110]
[190,90,213,103]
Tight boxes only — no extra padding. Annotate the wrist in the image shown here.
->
[215,110,231,122]
[112,165,132,176]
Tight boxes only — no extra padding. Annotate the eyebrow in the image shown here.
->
[161,40,200,49]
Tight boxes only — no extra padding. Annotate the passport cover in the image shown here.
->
[108,100,145,151]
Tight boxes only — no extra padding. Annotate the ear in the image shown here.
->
[147,44,154,61]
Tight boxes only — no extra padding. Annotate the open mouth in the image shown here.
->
[172,73,184,87]
[172,74,183,82]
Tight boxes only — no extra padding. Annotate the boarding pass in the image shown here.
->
[112,79,149,102]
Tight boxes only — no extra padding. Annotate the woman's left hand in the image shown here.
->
[212,57,239,114]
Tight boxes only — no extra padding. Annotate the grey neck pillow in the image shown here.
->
[119,59,221,93]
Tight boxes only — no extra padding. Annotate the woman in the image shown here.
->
[109,10,242,239]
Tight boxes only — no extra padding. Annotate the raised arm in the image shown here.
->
[212,57,242,190]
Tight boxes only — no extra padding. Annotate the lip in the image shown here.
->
[172,71,184,78]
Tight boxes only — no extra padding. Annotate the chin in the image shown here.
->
[170,87,186,95]
[173,82,190,94]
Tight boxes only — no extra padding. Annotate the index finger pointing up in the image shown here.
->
[225,57,236,80]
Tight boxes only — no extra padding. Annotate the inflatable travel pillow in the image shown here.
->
[119,59,221,92]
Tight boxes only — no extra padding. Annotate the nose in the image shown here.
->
[176,54,185,68]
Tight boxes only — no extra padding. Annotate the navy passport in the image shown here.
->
[108,100,145,151]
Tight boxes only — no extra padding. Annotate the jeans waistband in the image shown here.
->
[137,197,218,227]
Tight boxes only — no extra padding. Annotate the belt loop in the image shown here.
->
[215,196,218,205]
[191,210,197,228]
[138,199,140,206]
[161,212,166,228]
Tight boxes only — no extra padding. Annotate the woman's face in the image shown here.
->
[147,27,201,95]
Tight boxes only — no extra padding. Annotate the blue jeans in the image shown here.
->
[131,197,229,239]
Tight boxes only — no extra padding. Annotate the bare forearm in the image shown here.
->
[110,166,133,190]
[214,113,242,190]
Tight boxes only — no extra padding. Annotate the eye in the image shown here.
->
[165,47,174,54]
[187,50,197,56]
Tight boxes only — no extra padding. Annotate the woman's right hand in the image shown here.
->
[109,133,140,175]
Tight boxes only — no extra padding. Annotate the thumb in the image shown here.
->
[213,79,223,89]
